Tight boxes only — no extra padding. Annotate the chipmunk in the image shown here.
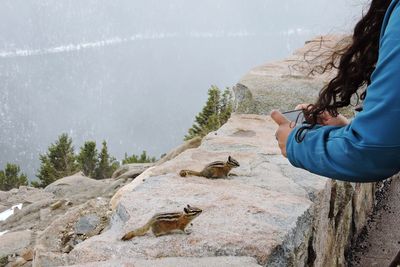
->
[121,205,202,241]
[179,156,240,179]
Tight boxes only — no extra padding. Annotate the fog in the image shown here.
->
[0,0,366,180]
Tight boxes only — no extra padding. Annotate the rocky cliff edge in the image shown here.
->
[1,35,376,267]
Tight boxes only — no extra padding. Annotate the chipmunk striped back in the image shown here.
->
[205,156,239,168]
[153,205,202,221]
[153,212,182,221]
[205,161,225,168]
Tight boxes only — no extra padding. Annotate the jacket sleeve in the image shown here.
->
[286,3,400,182]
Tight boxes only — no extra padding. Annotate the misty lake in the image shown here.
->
[0,0,364,179]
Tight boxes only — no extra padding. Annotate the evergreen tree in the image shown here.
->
[202,113,220,134]
[95,141,119,179]
[77,141,98,178]
[185,85,233,140]
[122,150,156,164]
[34,133,77,188]
[185,85,220,140]
[0,163,28,191]
[219,87,233,124]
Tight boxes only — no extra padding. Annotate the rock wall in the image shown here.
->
[309,181,375,266]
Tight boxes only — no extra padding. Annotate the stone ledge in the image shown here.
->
[65,114,328,266]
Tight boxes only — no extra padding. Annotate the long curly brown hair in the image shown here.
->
[295,0,392,142]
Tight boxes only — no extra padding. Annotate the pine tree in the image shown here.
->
[95,141,119,179]
[185,85,221,140]
[34,133,77,188]
[219,87,233,124]
[77,141,98,178]
[0,163,28,191]
[185,85,233,140]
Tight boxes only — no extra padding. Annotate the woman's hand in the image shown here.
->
[295,103,349,126]
[270,110,294,157]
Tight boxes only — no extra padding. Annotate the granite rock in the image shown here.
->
[234,35,354,116]
[0,230,32,257]
[111,163,154,180]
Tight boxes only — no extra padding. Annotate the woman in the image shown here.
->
[272,0,400,183]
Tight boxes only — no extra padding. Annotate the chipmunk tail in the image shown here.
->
[121,220,153,241]
[179,170,202,177]
[121,231,136,241]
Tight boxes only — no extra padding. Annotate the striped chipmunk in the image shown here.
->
[121,205,202,241]
[179,156,240,179]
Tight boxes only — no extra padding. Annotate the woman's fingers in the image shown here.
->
[270,110,293,158]
[270,110,290,125]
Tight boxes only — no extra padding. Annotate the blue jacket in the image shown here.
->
[286,0,400,182]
